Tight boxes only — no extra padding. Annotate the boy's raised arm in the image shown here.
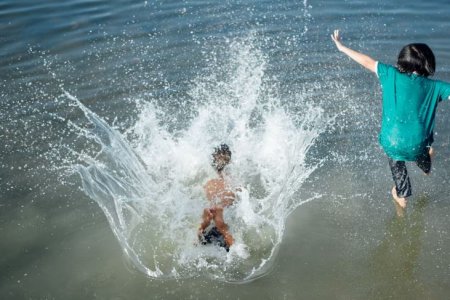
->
[331,30,377,74]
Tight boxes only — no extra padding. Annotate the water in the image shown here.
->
[2,0,450,298]
[62,38,328,281]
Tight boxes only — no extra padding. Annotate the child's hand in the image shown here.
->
[330,29,377,72]
[331,29,344,51]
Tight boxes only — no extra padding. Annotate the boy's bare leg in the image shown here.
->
[391,186,406,217]
[213,207,234,247]
[198,208,214,237]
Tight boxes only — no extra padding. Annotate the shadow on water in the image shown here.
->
[368,195,429,300]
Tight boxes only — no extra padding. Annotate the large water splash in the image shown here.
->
[64,35,330,282]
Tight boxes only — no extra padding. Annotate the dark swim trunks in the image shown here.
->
[199,226,229,252]
[388,148,431,198]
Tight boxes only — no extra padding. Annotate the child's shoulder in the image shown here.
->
[377,62,399,79]
[377,62,398,71]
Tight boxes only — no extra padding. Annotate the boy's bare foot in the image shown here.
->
[391,186,406,217]
[392,198,406,217]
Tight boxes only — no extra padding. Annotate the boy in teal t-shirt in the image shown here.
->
[331,30,450,216]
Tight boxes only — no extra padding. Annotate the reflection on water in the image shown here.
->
[369,196,429,299]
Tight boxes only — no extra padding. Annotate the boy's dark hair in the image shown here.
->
[213,144,232,158]
[212,144,231,172]
[397,43,435,77]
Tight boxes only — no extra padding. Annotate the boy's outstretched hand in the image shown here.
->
[330,29,377,73]
[331,29,344,51]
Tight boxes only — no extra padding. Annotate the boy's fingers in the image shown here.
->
[334,29,340,39]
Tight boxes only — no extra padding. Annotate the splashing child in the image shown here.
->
[331,30,450,216]
[198,144,238,249]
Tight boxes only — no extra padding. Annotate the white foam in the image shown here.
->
[65,33,329,281]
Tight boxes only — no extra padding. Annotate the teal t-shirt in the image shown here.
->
[377,62,450,161]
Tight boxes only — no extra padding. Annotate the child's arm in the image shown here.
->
[331,30,377,74]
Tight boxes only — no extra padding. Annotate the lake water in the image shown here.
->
[1,0,450,299]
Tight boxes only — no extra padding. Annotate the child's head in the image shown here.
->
[211,144,231,172]
[397,43,435,77]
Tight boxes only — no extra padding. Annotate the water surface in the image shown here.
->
[1,0,450,298]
